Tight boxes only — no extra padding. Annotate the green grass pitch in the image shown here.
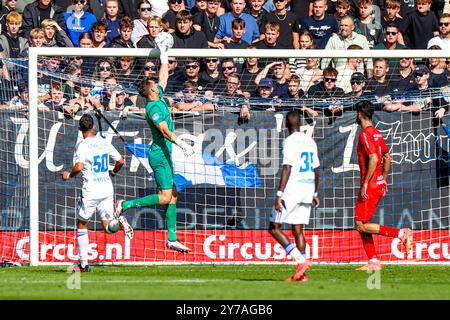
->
[0,264,449,300]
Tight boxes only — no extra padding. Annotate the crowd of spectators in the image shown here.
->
[0,0,449,122]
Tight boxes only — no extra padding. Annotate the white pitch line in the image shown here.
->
[1,278,245,285]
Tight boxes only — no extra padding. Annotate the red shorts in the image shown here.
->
[355,186,385,222]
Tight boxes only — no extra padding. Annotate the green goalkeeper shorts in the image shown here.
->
[149,151,175,190]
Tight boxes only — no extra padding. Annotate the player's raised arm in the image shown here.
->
[155,34,170,92]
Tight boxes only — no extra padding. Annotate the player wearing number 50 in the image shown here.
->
[269,110,320,282]
[354,100,412,271]
[114,37,195,253]
[61,114,133,272]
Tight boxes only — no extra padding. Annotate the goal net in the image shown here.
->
[1,47,449,265]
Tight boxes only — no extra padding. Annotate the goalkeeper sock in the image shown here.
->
[77,229,89,268]
[122,194,159,211]
[284,243,306,263]
[106,220,121,233]
[166,204,178,241]
[360,233,377,260]
[378,225,399,238]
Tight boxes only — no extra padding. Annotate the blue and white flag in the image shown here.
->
[125,143,261,191]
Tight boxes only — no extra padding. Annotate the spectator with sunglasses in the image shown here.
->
[193,0,221,48]
[131,0,153,46]
[164,0,185,32]
[307,67,345,99]
[167,58,204,93]
[173,80,216,112]
[63,0,98,47]
[374,24,405,70]
[91,58,116,97]
[386,65,449,117]
[22,0,65,39]
[172,10,208,48]
[199,57,222,86]
[141,59,159,80]
[41,18,73,47]
[427,13,450,50]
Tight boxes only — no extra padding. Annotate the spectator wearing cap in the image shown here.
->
[172,10,208,48]
[427,13,450,50]
[63,0,98,47]
[252,77,274,99]
[321,15,372,78]
[347,72,369,98]
[259,0,300,49]
[385,64,448,117]
[22,0,65,39]
[248,77,279,112]
[254,60,289,98]
[192,0,221,48]
[215,0,260,45]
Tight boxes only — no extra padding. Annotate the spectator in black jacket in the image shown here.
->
[108,16,134,48]
[172,10,208,48]
[118,0,140,20]
[0,0,18,35]
[164,0,184,32]
[22,0,65,39]
[136,15,163,48]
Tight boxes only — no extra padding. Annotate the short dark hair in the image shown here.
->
[137,77,153,98]
[355,100,374,120]
[79,114,94,132]
[286,110,301,127]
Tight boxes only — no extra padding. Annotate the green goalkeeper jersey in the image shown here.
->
[145,85,173,158]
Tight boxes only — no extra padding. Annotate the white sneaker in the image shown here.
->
[114,199,124,218]
[166,240,191,253]
[118,216,134,240]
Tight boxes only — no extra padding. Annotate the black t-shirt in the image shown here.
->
[3,34,21,58]
[260,12,300,49]
[400,10,439,49]
[193,11,220,42]
[290,0,311,22]
[164,10,178,30]
[223,39,249,49]
[380,16,403,29]
[38,6,52,25]
[240,66,261,93]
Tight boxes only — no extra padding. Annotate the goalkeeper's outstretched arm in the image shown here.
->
[157,47,169,92]
[156,121,194,157]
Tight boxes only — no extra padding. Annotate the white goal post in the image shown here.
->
[21,47,450,266]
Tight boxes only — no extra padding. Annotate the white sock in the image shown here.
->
[77,229,89,268]
[284,243,306,264]
[106,219,121,233]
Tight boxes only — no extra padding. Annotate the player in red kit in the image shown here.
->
[354,100,412,270]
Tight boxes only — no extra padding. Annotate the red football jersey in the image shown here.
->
[357,126,389,189]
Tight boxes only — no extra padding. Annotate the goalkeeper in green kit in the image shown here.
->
[114,34,194,253]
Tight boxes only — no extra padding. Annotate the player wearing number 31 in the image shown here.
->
[114,34,195,253]
[61,114,133,273]
[269,110,320,282]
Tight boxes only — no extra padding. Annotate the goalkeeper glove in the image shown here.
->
[157,41,169,64]
[175,137,195,157]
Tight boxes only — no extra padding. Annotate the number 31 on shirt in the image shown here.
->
[299,151,315,172]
